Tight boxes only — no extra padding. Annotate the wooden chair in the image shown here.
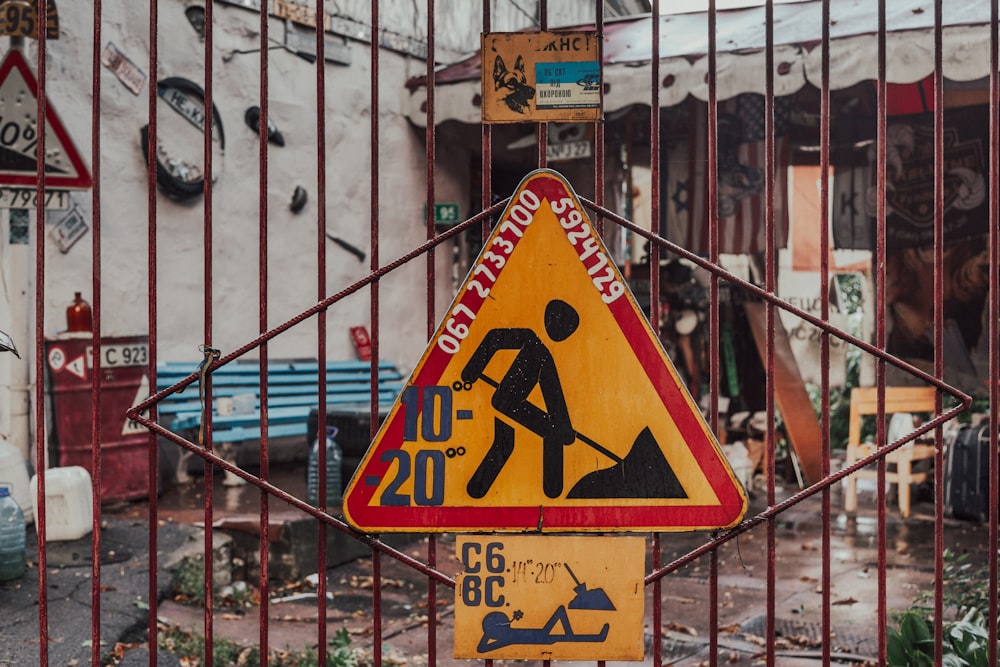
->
[843,386,938,518]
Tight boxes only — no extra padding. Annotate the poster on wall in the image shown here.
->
[878,106,989,248]
[664,95,791,256]
[885,238,990,395]
[833,104,990,250]
[828,104,992,393]
[777,271,849,389]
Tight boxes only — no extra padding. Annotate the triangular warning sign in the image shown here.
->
[344,170,747,533]
[65,354,86,381]
[0,49,92,188]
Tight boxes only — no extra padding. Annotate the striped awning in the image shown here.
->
[405,0,994,126]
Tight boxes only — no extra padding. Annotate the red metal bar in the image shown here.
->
[652,534,661,667]
[201,1,219,663]
[650,5,662,666]
[425,0,437,341]
[706,3,719,664]
[593,0,604,233]
[369,4,381,442]
[537,0,548,169]
[371,5,383,667]
[648,1,661,339]
[315,0,330,663]
[818,2,832,665]
[481,1,492,244]
[145,0,161,663]
[424,6,437,667]
[84,0,106,656]
[932,3,945,664]
[30,19,50,667]
[874,3,889,664]
[990,3,1000,664]
[373,535,383,667]
[254,0,273,661]
[763,2,777,664]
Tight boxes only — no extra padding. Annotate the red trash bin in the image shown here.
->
[45,334,151,503]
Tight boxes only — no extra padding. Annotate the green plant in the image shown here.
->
[947,609,992,666]
[888,608,992,667]
[172,555,209,606]
[156,626,257,666]
[887,609,935,666]
[913,550,992,621]
[154,623,387,667]
[888,551,997,666]
[172,556,258,609]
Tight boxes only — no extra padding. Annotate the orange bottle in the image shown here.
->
[66,292,92,332]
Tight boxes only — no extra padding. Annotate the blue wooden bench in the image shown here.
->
[156,359,404,484]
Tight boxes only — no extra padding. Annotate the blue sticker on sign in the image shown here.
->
[534,61,601,109]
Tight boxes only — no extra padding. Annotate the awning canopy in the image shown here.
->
[405,0,995,126]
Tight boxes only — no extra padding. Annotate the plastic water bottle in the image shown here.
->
[0,486,26,581]
[308,426,342,506]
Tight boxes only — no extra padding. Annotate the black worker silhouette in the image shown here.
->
[461,299,688,501]
[462,299,579,498]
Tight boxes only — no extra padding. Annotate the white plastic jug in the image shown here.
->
[0,437,32,524]
[29,466,93,541]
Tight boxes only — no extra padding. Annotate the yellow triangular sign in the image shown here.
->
[344,170,747,532]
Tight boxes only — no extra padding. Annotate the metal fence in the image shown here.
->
[12,1,1000,666]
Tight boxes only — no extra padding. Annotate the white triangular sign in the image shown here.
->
[65,355,86,381]
[0,50,92,188]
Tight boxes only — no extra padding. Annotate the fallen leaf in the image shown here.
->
[664,621,698,636]
[832,597,858,606]
[786,633,821,648]
[665,594,697,605]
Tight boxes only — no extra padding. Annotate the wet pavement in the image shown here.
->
[138,464,992,666]
[1,461,993,666]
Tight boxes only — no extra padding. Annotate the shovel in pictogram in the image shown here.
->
[567,426,688,499]
[565,564,615,611]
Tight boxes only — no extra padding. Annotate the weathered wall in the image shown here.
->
[30,0,463,371]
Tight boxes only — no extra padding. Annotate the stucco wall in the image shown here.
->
[29,0,461,373]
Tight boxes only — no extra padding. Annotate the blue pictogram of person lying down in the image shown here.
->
[476,564,615,652]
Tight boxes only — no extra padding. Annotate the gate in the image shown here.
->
[3,1,998,666]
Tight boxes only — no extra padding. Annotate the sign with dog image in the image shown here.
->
[481,32,602,124]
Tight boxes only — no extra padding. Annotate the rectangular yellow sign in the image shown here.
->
[454,535,645,660]
[482,32,602,124]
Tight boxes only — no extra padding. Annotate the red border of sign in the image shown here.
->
[0,49,92,188]
[344,170,747,532]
